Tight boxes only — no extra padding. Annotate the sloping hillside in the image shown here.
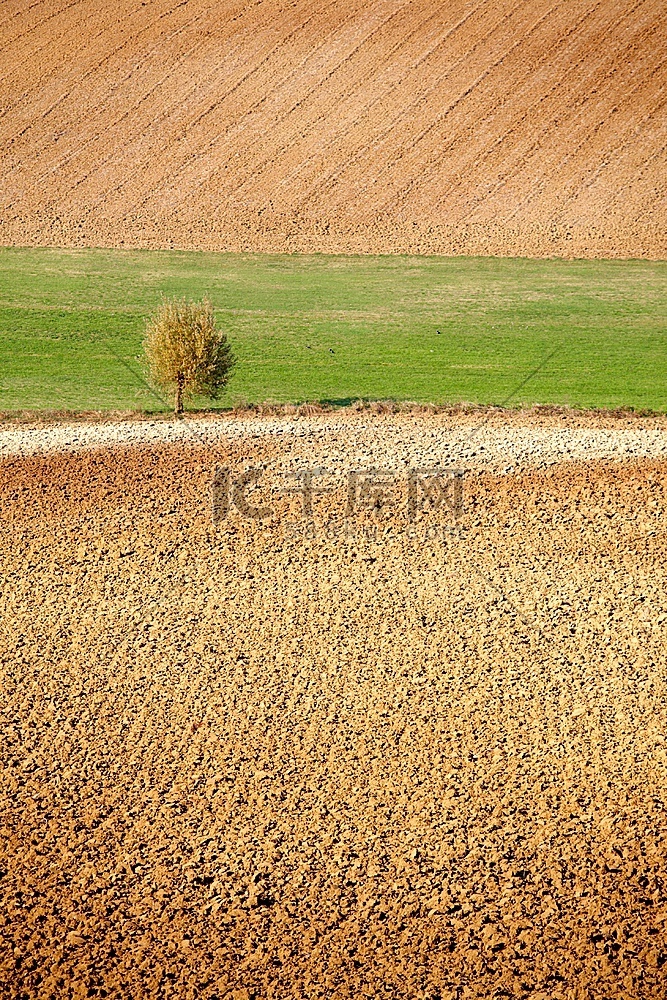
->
[1,0,665,257]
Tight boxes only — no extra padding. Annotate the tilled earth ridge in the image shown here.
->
[1,441,667,999]
[1,0,665,258]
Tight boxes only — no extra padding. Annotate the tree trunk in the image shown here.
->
[175,372,184,416]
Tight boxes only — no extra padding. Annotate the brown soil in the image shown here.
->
[1,0,665,258]
[2,441,667,998]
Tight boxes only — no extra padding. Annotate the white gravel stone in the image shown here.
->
[2,414,667,474]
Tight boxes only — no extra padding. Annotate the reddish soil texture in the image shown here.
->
[1,0,665,258]
[1,442,667,998]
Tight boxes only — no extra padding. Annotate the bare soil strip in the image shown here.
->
[1,0,665,257]
[1,430,666,998]
[2,409,667,464]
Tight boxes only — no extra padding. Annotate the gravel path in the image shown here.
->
[2,414,667,472]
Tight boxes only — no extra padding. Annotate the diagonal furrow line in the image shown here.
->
[1,7,104,88]
[372,0,570,219]
[174,0,340,139]
[79,0,347,217]
[450,0,618,222]
[66,0,192,92]
[9,0,228,195]
[296,0,538,213]
[0,0,152,94]
[2,0,662,255]
[503,52,667,224]
[293,0,494,207]
[2,0,279,215]
[374,3,606,221]
[207,0,429,199]
[4,0,193,144]
[0,0,49,35]
[551,53,667,201]
[513,100,667,227]
[374,0,575,213]
[497,3,663,223]
[119,0,364,218]
[42,0,255,120]
[442,0,659,223]
[606,135,667,216]
[218,0,419,202]
[0,0,82,54]
[93,0,352,217]
[263,0,460,199]
[223,1,538,210]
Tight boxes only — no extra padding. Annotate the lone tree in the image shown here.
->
[143,297,235,415]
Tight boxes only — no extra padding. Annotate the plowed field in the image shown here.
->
[1,0,665,258]
[2,430,667,998]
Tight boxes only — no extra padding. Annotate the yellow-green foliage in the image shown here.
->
[143,297,234,413]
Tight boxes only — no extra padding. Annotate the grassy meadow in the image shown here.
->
[1,247,666,412]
